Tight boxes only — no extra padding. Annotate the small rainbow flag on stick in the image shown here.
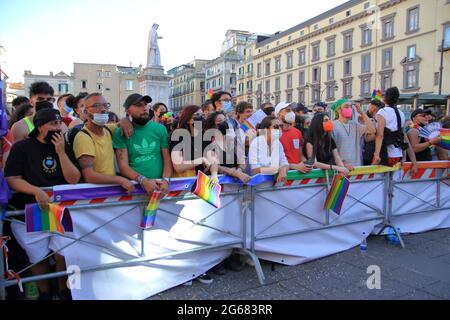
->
[191,171,221,208]
[25,203,73,233]
[140,191,163,229]
[207,88,214,100]
[371,89,383,101]
[324,174,350,215]
[439,128,450,150]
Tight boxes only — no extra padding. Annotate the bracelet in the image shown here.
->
[135,175,145,185]
[162,177,171,184]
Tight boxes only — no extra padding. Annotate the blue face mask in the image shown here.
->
[222,101,233,114]
[63,102,72,113]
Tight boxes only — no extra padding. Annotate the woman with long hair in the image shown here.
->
[8,103,33,129]
[204,111,226,131]
[303,112,349,174]
[170,105,215,178]
[248,116,289,183]
[152,102,168,123]
[67,92,89,129]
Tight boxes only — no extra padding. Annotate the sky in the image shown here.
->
[0,0,348,82]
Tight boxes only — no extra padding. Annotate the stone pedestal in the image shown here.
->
[138,66,170,106]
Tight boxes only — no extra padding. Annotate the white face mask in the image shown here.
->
[92,113,109,126]
[272,129,282,139]
[284,111,296,124]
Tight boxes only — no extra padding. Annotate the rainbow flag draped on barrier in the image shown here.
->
[439,128,450,150]
[140,191,163,229]
[25,203,73,233]
[324,174,350,215]
[191,171,221,208]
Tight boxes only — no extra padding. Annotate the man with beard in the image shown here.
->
[73,93,134,193]
[11,82,68,143]
[113,94,172,195]
[5,108,80,299]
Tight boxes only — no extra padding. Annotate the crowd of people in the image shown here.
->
[1,81,449,299]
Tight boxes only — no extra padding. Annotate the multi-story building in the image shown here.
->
[236,34,271,106]
[251,0,450,108]
[73,63,140,117]
[168,59,209,112]
[23,70,74,100]
[205,30,254,99]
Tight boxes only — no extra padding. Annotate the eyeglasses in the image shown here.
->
[36,97,56,103]
[272,125,282,129]
[86,102,111,110]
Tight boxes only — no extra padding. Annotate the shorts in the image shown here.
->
[387,157,402,167]
[11,220,66,264]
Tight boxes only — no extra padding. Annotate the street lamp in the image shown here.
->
[321,84,339,102]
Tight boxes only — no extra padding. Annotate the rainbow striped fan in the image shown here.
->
[418,122,441,139]
[439,128,450,150]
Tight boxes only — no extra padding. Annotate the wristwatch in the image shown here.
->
[161,177,171,185]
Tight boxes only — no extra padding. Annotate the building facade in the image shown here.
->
[168,59,209,112]
[23,70,74,100]
[250,0,450,107]
[73,63,140,117]
[205,30,254,99]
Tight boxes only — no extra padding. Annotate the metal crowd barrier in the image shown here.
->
[1,162,449,299]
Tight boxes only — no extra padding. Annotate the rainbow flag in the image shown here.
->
[25,203,73,233]
[371,89,383,101]
[240,120,254,132]
[140,191,163,229]
[324,174,350,215]
[207,88,214,99]
[439,128,450,150]
[191,171,221,208]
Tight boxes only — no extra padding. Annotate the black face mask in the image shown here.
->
[35,101,54,112]
[44,130,61,144]
[418,123,426,128]
[132,116,149,126]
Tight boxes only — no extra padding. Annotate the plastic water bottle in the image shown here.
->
[360,232,367,253]
[393,228,401,245]
[387,227,395,244]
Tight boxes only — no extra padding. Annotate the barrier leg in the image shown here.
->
[376,172,405,248]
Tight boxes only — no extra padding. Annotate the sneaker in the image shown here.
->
[25,282,39,300]
[182,280,193,286]
[195,273,213,285]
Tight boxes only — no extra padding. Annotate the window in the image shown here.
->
[97,83,102,91]
[265,79,270,93]
[343,81,352,98]
[327,63,335,80]
[327,37,336,57]
[105,71,112,78]
[326,83,336,100]
[434,72,440,86]
[346,10,351,17]
[361,27,372,46]
[444,24,450,50]
[58,83,68,93]
[342,30,353,52]
[361,77,371,95]
[219,78,222,87]
[407,45,416,60]
[406,65,418,89]
[382,48,393,69]
[287,74,292,89]
[314,24,319,31]
[361,53,371,73]
[257,63,262,77]
[312,67,320,83]
[407,7,419,33]
[299,71,305,86]
[286,52,293,69]
[381,14,396,41]
[81,80,87,89]
[265,61,271,76]
[329,17,334,24]
[96,70,102,78]
[344,59,352,77]
[381,73,392,91]
[275,77,280,91]
[287,92,292,102]
[364,2,370,9]
[298,90,305,103]
[298,47,306,65]
[312,42,320,61]
[275,56,281,72]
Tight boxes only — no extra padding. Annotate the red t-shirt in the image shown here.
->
[280,126,303,164]
[62,116,73,127]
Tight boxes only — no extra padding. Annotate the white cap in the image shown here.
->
[274,102,292,117]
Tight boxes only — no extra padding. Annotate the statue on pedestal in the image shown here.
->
[147,23,162,67]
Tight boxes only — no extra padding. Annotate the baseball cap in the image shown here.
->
[410,109,427,120]
[330,98,349,112]
[294,103,311,114]
[274,102,292,117]
[29,108,62,138]
[123,93,152,109]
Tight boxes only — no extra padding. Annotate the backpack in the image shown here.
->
[64,125,113,162]
[383,106,409,151]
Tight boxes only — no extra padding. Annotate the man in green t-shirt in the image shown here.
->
[113,93,172,195]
